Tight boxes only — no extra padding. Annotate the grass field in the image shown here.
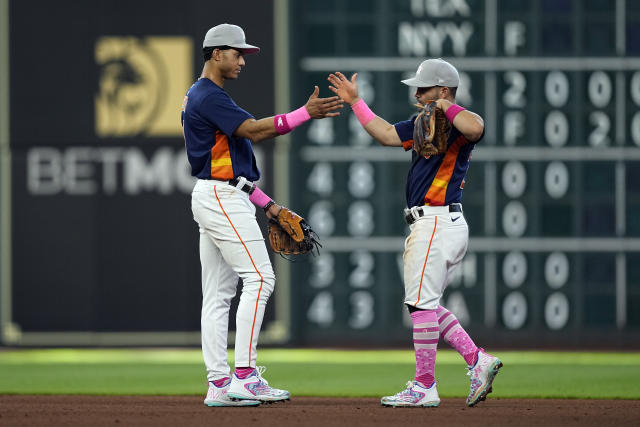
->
[0,348,639,399]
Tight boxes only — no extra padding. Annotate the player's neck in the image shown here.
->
[201,63,224,87]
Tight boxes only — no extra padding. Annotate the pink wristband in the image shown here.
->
[274,105,311,135]
[351,98,376,126]
[445,104,465,123]
[249,185,272,208]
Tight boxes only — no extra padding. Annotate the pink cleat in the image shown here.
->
[466,349,503,407]
[204,380,260,407]
[227,366,290,403]
[381,381,440,407]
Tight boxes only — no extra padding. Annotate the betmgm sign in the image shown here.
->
[26,36,194,197]
[95,36,192,137]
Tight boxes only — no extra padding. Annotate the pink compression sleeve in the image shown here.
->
[445,104,465,123]
[351,98,376,126]
[274,106,311,135]
[249,185,273,208]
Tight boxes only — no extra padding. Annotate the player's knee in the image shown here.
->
[260,268,276,296]
[241,266,275,297]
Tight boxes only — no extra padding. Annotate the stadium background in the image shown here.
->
[1,0,640,350]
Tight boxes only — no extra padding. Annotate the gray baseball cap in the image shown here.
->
[202,23,260,55]
[401,58,459,87]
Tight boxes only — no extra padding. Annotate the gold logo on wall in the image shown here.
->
[95,36,192,137]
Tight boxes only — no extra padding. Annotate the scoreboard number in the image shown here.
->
[503,251,527,289]
[502,291,527,330]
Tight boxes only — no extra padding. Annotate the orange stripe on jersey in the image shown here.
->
[424,136,467,206]
[402,139,414,151]
[210,131,234,179]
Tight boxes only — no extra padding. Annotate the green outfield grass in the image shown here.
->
[0,349,638,399]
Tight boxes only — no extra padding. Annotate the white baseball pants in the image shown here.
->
[191,179,275,382]
[403,206,469,310]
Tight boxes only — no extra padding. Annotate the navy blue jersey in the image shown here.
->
[394,115,483,208]
[181,78,260,181]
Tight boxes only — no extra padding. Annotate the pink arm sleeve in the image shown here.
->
[351,98,376,126]
[249,185,273,208]
[274,106,311,135]
[445,104,465,123]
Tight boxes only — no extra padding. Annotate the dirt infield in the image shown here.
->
[2,395,639,426]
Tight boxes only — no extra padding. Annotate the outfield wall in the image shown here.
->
[1,0,640,349]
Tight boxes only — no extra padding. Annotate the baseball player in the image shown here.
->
[182,23,343,407]
[328,59,502,407]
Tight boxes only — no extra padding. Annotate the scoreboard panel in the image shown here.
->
[287,0,640,346]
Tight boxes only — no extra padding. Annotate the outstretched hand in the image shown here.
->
[328,72,359,105]
[304,86,344,119]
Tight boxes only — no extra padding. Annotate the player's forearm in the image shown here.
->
[235,105,312,142]
[364,117,403,147]
[248,183,273,208]
[351,98,402,147]
[248,184,281,218]
[234,117,280,142]
[437,100,484,142]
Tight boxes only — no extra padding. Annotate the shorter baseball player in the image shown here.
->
[329,59,502,407]
[183,23,342,407]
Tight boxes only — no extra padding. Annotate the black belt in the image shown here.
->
[405,204,462,225]
[228,178,255,194]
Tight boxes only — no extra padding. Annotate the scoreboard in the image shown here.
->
[285,0,640,347]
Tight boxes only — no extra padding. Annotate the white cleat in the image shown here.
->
[381,380,440,407]
[204,380,260,407]
[466,348,503,407]
[227,366,290,403]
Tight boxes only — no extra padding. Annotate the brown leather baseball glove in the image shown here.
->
[268,207,321,256]
[413,101,451,157]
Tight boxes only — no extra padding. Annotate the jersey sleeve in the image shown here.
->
[394,118,416,151]
[200,91,254,138]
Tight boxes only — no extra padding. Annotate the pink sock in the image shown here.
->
[437,305,478,366]
[411,309,439,388]
[211,377,229,387]
[234,367,255,379]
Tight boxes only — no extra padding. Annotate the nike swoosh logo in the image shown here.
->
[452,216,460,222]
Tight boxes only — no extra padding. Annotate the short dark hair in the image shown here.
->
[203,45,234,61]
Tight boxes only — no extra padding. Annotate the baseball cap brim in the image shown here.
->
[401,77,435,87]
[229,44,260,55]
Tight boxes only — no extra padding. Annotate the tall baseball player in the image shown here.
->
[328,59,502,407]
[182,23,343,407]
